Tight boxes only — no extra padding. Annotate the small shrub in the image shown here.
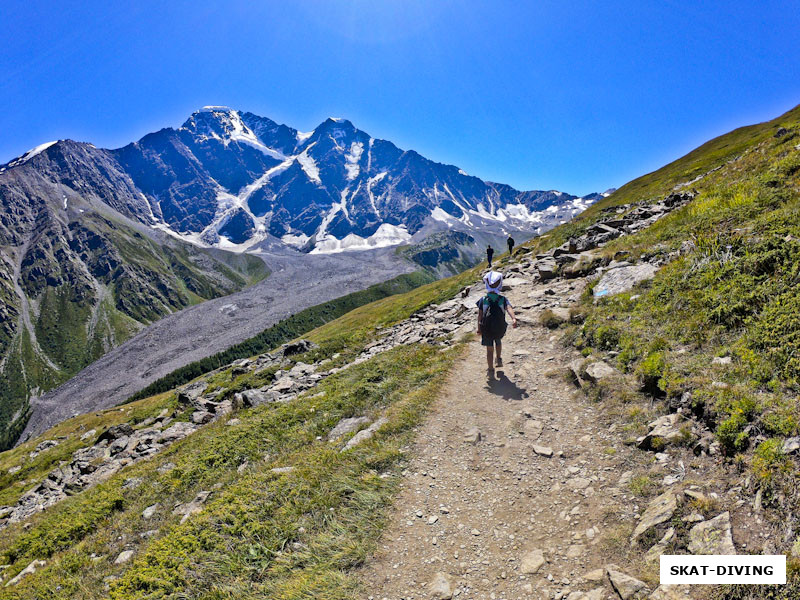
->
[752,438,790,487]
[629,474,657,497]
[539,309,563,329]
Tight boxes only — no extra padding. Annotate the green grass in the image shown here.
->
[563,104,800,575]
[0,342,464,599]
[0,214,269,450]
[0,248,483,597]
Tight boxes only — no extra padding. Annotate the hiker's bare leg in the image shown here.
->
[486,346,494,369]
[495,341,502,366]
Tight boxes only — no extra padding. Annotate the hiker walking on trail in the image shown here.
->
[507,236,515,256]
[486,244,494,267]
[477,271,517,374]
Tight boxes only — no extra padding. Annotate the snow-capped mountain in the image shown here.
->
[110,106,600,253]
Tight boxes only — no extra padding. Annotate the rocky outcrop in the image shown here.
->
[630,491,678,543]
[687,511,736,554]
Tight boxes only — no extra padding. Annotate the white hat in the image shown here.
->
[483,271,503,293]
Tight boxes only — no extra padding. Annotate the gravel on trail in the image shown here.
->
[358,277,654,600]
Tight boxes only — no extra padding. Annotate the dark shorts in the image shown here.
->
[481,330,505,347]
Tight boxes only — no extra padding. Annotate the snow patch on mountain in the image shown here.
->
[296,145,322,184]
[281,233,310,248]
[345,141,364,180]
[2,141,58,170]
[311,223,411,254]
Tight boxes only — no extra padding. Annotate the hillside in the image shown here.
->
[0,107,603,448]
[0,139,269,448]
[0,102,799,599]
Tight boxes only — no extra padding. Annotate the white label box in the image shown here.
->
[661,555,786,585]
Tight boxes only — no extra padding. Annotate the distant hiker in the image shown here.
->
[486,244,494,267]
[477,271,517,374]
[507,236,515,256]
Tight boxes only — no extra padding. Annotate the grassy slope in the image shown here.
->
[543,105,800,598]
[0,262,483,598]
[0,215,269,451]
[527,104,800,255]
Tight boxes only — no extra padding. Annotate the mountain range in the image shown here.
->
[109,106,605,253]
[0,107,604,448]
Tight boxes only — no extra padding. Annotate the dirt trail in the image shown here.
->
[359,278,654,600]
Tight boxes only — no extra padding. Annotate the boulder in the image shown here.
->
[583,361,619,383]
[631,492,678,543]
[328,416,371,441]
[342,417,388,451]
[606,568,649,600]
[5,559,46,587]
[191,411,213,425]
[464,427,482,444]
[158,422,197,444]
[644,528,675,563]
[593,264,657,299]
[280,339,318,357]
[520,549,546,574]
[114,550,135,565]
[688,512,736,554]
[782,437,800,455]
[429,571,453,599]
[172,491,212,524]
[239,389,278,407]
[537,258,558,280]
[98,423,134,444]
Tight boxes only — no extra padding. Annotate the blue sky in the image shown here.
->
[2,1,799,195]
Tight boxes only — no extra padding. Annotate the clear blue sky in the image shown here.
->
[2,1,799,195]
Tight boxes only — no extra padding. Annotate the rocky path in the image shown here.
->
[358,276,690,600]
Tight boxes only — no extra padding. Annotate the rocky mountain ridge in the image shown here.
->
[109,106,605,253]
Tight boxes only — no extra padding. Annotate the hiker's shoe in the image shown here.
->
[487,367,495,377]
[495,358,503,367]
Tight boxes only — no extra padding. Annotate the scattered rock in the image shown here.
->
[631,491,678,543]
[524,419,543,439]
[688,512,736,554]
[429,571,453,599]
[606,567,649,600]
[328,416,371,441]
[565,544,585,558]
[583,361,619,383]
[464,427,482,444]
[114,550,134,565]
[583,568,606,582]
[142,504,159,519]
[520,549,546,574]
[533,445,554,457]
[649,584,693,600]
[712,356,732,366]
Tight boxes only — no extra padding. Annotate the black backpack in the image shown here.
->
[481,294,507,337]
